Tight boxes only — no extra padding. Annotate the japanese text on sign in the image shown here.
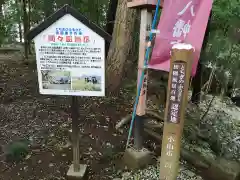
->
[33,14,105,96]
[162,133,176,180]
[166,135,175,157]
[167,62,186,124]
[39,46,102,70]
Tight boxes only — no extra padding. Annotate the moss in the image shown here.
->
[4,139,30,162]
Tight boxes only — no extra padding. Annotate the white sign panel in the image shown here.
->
[34,14,105,96]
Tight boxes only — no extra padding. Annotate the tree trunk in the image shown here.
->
[23,0,28,60]
[191,11,212,104]
[106,0,118,35]
[27,0,31,54]
[96,0,100,24]
[15,0,23,43]
[106,0,137,95]
[191,62,202,104]
[105,0,118,57]
[18,23,23,43]
[0,1,4,46]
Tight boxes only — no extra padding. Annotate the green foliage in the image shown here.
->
[0,0,239,88]
[0,0,109,46]
[72,79,101,91]
[4,139,30,162]
[0,19,6,45]
[201,0,240,88]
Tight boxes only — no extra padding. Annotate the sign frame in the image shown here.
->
[27,4,111,97]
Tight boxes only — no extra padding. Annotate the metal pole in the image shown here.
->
[134,115,144,149]
[71,96,80,172]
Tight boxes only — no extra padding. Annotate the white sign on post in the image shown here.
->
[33,14,105,96]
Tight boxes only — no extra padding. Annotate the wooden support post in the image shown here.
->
[159,43,194,180]
[134,9,152,150]
[71,96,80,172]
[123,0,158,170]
[67,96,87,179]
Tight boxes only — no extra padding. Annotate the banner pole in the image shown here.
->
[134,9,152,150]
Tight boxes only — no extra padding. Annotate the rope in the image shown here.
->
[125,0,162,149]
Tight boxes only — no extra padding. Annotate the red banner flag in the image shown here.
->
[149,0,213,76]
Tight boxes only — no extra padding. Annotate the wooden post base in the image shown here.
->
[123,147,152,169]
[67,164,87,180]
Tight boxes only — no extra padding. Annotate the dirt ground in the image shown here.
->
[0,56,133,180]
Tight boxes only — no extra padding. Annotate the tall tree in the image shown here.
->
[0,0,5,46]
[106,0,137,95]
[17,0,23,43]
[191,11,212,104]
[23,0,28,59]
[27,0,31,54]
[105,0,118,56]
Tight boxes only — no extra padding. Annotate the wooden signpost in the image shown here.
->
[123,0,163,169]
[129,0,163,151]
[159,43,194,180]
[128,0,159,151]
[27,4,111,179]
[134,7,152,150]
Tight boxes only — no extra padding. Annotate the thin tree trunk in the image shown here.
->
[106,0,137,95]
[221,43,234,98]
[27,0,31,54]
[96,0,99,24]
[18,23,23,43]
[0,1,4,46]
[16,0,23,43]
[191,11,212,104]
[106,0,118,35]
[105,0,118,57]
[23,0,28,59]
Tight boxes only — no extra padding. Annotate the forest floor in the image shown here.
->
[0,55,133,180]
[0,55,239,180]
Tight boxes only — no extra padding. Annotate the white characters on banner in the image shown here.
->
[177,1,195,16]
[171,1,195,44]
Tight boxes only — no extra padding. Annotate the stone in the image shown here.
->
[67,164,87,180]
[123,148,152,169]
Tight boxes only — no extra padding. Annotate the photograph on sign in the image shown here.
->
[34,14,105,96]
[41,70,71,90]
[71,69,102,91]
